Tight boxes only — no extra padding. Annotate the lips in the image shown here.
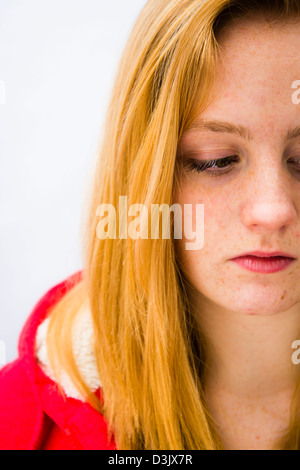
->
[232,251,296,259]
[230,251,296,273]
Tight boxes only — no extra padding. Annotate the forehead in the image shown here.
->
[214,17,300,88]
[184,17,300,141]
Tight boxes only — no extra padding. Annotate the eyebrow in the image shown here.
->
[184,119,300,144]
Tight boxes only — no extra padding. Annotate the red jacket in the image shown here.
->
[0,271,117,450]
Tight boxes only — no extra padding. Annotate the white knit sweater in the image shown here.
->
[35,305,102,401]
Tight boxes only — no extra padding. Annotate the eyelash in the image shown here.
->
[184,155,240,176]
[183,155,300,177]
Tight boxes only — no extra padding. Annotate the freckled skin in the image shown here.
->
[174,17,300,318]
[173,15,300,450]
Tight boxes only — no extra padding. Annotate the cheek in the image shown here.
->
[173,187,209,266]
[174,194,231,279]
[173,175,238,261]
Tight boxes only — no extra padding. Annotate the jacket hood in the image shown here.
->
[0,271,117,450]
[35,294,102,401]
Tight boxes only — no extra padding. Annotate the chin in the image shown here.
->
[228,291,295,317]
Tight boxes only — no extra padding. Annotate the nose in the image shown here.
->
[240,165,298,234]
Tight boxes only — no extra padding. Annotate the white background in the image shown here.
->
[0,0,147,364]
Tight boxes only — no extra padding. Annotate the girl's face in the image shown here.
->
[174,17,300,316]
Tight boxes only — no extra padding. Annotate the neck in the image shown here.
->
[192,292,300,399]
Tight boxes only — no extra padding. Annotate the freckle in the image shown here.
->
[247,309,255,315]
[256,435,260,440]
[281,290,287,300]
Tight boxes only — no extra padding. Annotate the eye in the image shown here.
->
[288,157,300,171]
[184,155,240,176]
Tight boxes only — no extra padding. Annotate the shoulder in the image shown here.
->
[0,358,49,449]
[0,271,84,450]
[0,356,89,450]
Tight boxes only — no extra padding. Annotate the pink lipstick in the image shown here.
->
[230,251,296,274]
